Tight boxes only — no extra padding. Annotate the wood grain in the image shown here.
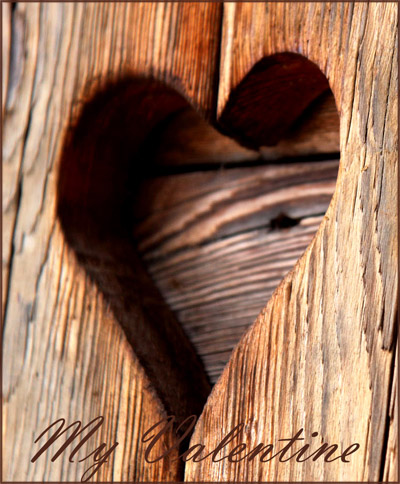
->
[134,160,338,255]
[141,216,330,384]
[2,3,221,481]
[185,3,398,482]
[3,2,397,483]
[133,160,338,384]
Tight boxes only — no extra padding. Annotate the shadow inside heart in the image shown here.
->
[57,52,339,430]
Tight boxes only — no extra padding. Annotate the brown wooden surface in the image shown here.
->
[135,160,338,383]
[2,2,397,483]
[2,3,221,481]
[185,3,398,482]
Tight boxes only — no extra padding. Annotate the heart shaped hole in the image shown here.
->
[57,53,339,429]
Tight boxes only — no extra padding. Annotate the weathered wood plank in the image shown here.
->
[133,160,337,384]
[2,3,222,481]
[142,216,328,384]
[3,2,396,483]
[185,3,398,482]
[134,160,338,255]
[147,92,339,167]
[2,2,39,311]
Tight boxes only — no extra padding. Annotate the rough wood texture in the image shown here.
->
[3,2,397,483]
[185,3,398,482]
[2,3,221,481]
[134,161,338,383]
